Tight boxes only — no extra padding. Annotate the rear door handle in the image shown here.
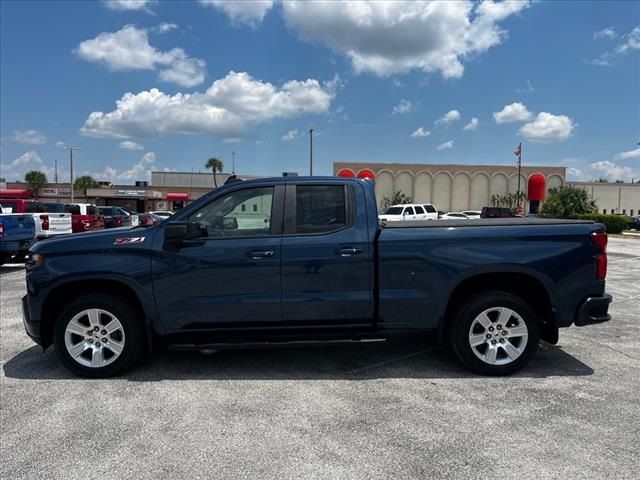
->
[248,250,276,259]
[335,247,362,257]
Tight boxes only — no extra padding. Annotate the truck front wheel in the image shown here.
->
[53,293,143,378]
[450,291,540,375]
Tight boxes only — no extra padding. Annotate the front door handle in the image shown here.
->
[248,250,276,259]
[335,247,362,257]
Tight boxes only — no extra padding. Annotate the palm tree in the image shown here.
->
[24,170,48,198]
[74,175,99,200]
[205,157,224,188]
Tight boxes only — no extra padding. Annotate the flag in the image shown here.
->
[514,143,522,157]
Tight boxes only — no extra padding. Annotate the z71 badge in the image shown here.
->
[114,237,146,245]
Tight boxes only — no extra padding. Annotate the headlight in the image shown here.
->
[31,253,45,267]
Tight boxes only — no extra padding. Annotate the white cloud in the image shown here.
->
[0,151,57,181]
[493,102,532,123]
[518,112,575,143]
[281,0,532,78]
[90,152,170,182]
[515,79,534,94]
[614,147,640,160]
[281,129,299,141]
[75,25,206,87]
[199,0,274,27]
[392,78,405,88]
[410,127,430,138]
[589,160,637,182]
[593,27,618,40]
[435,109,461,128]
[566,167,584,180]
[591,26,640,65]
[12,130,47,144]
[436,140,454,150]
[119,140,144,150]
[103,0,155,12]
[392,99,413,115]
[463,117,479,131]
[55,141,66,148]
[153,22,178,34]
[81,71,337,140]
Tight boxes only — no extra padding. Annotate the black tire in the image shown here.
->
[450,291,540,376]
[53,293,144,378]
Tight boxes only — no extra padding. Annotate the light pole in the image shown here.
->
[64,146,79,202]
[309,128,314,176]
[232,151,236,175]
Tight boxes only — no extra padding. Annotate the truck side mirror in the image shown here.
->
[164,221,205,242]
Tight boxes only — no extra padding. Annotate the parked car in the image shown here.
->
[23,176,611,378]
[1,199,72,239]
[149,210,174,219]
[137,212,163,227]
[461,210,482,219]
[65,203,105,233]
[0,213,35,264]
[440,212,469,220]
[628,216,640,230]
[97,206,133,229]
[481,207,516,218]
[379,203,436,223]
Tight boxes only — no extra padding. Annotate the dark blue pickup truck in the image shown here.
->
[1,213,35,265]
[22,177,612,377]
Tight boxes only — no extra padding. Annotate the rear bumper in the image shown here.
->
[22,295,43,345]
[575,294,612,326]
[0,239,33,253]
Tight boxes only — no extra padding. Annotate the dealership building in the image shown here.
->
[3,162,638,216]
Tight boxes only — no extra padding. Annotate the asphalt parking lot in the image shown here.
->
[1,236,639,480]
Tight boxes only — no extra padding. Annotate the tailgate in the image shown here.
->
[0,215,36,241]
[46,213,72,233]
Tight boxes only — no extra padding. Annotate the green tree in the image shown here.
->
[205,157,224,188]
[539,185,597,219]
[380,190,412,209]
[74,175,99,199]
[24,170,48,197]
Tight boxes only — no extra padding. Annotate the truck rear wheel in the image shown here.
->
[450,291,539,375]
[53,293,143,378]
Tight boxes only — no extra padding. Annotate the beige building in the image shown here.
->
[334,162,566,212]
[572,182,640,217]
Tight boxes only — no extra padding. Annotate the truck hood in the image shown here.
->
[31,226,159,255]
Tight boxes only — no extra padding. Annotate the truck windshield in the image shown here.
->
[384,207,403,215]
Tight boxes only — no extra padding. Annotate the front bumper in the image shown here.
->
[22,295,42,345]
[575,294,612,327]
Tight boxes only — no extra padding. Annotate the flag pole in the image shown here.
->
[517,142,522,210]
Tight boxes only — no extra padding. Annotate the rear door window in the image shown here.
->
[65,204,81,215]
[414,206,425,214]
[294,185,348,234]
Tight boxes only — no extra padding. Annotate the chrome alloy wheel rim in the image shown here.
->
[64,309,126,368]
[468,307,529,366]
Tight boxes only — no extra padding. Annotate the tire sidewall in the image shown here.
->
[451,292,540,376]
[53,293,143,378]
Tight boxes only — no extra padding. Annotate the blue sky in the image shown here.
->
[1,0,639,184]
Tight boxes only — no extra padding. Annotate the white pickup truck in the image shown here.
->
[379,203,439,223]
[0,199,72,239]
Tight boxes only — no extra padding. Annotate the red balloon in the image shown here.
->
[357,169,376,180]
[528,174,546,201]
[337,169,355,178]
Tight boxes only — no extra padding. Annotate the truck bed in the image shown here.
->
[381,218,595,228]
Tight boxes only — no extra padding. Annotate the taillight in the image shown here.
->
[0,222,4,237]
[41,215,50,230]
[590,231,608,279]
[115,217,122,227]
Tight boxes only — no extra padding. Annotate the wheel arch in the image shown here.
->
[40,278,152,351]
[441,271,558,344]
